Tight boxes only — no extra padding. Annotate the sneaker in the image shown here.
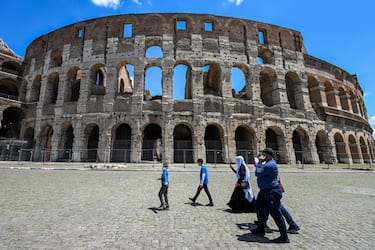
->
[250,228,265,237]
[206,203,214,207]
[163,205,170,210]
[287,225,300,234]
[157,205,164,210]
[189,197,196,203]
[272,236,290,243]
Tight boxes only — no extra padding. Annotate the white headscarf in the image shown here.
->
[235,155,254,202]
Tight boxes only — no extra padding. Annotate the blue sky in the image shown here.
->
[1,0,374,131]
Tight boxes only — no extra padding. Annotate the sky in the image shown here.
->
[1,0,374,131]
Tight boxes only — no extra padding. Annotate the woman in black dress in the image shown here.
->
[227,155,255,212]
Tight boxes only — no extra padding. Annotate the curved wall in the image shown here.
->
[16,13,373,164]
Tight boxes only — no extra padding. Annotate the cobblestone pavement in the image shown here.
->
[0,163,374,249]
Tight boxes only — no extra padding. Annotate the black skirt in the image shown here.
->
[227,186,255,213]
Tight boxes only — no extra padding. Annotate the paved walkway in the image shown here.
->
[0,162,374,249]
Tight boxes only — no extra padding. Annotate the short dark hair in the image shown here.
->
[197,158,203,163]
[262,148,273,156]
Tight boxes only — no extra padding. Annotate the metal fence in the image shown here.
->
[9,148,374,169]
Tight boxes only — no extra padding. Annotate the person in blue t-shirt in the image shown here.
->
[157,161,169,210]
[189,158,214,206]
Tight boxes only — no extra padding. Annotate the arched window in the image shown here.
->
[145,45,163,58]
[231,67,247,99]
[144,66,162,100]
[173,64,191,100]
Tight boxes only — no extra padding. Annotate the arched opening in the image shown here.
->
[50,50,62,67]
[30,75,41,102]
[58,124,74,161]
[40,125,53,162]
[2,61,22,75]
[0,78,18,99]
[111,124,131,162]
[66,67,81,102]
[22,127,34,161]
[334,133,347,163]
[324,81,336,107]
[257,46,274,64]
[265,127,287,163]
[145,45,163,58]
[348,135,360,163]
[85,124,99,162]
[231,66,248,100]
[339,88,349,111]
[307,76,320,105]
[90,64,106,96]
[142,123,162,161]
[349,92,359,114]
[285,72,303,110]
[144,66,162,100]
[203,63,221,97]
[315,130,332,163]
[235,126,255,163]
[173,63,192,100]
[173,124,193,163]
[260,69,277,107]
[118,64,134,94]
[204,124,223,163]
[292,130,303,163]
[359,137,370,163]
[0,107,24,139]
[46,73,59,104]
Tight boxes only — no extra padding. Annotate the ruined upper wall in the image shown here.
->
[24,13,306,60]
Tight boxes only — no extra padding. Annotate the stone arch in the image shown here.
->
[111,123,132,162]
[292,127,312,163]
[348,134,360,163]
[84,123,99,162]
[359,136,370,163]
[173,123,194,163]
[50,50,62,67]
[39,124,53,161]
[265,127,287,163]
[334,132,347,163]
[22,127,35,161]
[307,76,320,105]
[145,45,163,58]
[226,19,247,42]
[204,124,224,163]
[349,91,359,114]
[1,61,22,75]
[30,75,42,102]
[46,72,59,104]
[324,81,336,107]
[235,125,256,163]
[144,64,162,100]
[0,106,24,139]
[203,62,221,97]
[57,122,74,160]
[142,123,162,161]
[173,61,192,100]
[258,46,274,64]
[315,130,333,163]
[117,62,134,94]
[260,68,278,107]
[285,72,303,110]
[90,64,106,96]
[231,64,250,100]
[338,87,349,111]
[66,67,81,102]
[0,77,18,98]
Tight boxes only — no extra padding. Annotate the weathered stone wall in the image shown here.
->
[17,13,374,164]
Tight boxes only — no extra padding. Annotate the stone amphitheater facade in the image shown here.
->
[0,13,373,164]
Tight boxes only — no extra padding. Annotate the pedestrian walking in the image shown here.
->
[157,161,169,210]
[189,158,214,206]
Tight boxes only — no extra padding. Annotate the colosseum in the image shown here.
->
[0,13,373,165]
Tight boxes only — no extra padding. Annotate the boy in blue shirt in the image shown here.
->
[157,161,169,210]
[189,158,214,206]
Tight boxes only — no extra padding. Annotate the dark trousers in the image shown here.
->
[255,188,287,237]
[158,184,169,206]
[192,184,213,204]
